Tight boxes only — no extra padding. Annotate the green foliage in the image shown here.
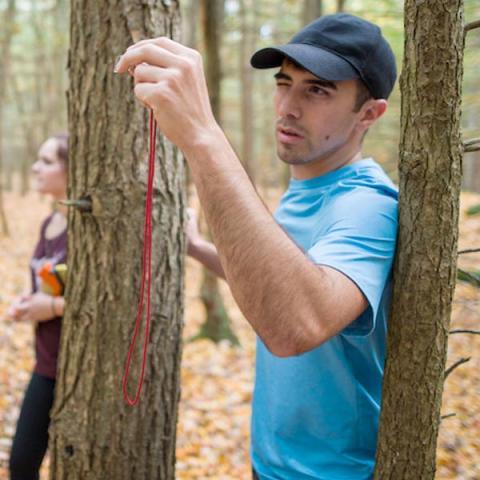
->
[457,268,480,288]
[465,203,480,216]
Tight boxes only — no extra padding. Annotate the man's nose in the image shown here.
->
[276,90,301,120]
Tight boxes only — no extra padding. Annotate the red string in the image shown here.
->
[122,110,157,406]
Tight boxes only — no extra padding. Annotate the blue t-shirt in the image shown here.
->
[251,158,398,480]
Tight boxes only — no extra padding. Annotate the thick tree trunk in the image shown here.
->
[49,2,185,479]
[374,1,465,478]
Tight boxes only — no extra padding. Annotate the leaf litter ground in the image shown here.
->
[0,189,479,479]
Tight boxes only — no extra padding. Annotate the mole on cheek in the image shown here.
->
[325,135,330,140]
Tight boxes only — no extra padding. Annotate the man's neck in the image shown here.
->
[290,149,363,180]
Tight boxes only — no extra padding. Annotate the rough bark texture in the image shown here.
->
[374,1,464,478]
[49,2,185,479]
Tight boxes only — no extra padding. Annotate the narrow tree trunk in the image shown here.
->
[10,72,37,196]
[183,0,200,49]
[194,0,239,346]
[239,0,256,183]
[301,0,322,25]
[31,2,50,141]
[49,2,185,479]
[336,0,346,12]
[374,1,465,478]
[49,0,69,133]
[0,0,16,236]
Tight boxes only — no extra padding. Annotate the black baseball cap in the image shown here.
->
[251,13,397,100]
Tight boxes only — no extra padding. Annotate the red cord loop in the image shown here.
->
[122,110,157,406]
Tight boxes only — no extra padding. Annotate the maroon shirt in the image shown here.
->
[30,214,67,379]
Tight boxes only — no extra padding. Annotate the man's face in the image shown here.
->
[274,60,363,169]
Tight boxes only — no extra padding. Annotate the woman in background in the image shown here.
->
[7,133,68,480]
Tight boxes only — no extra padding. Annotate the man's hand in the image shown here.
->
[115,37,220,152]
[7,293,60,323]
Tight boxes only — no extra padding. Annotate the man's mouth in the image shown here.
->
[277,126,305,145]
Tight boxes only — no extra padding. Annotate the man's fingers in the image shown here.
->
[133,82,163,110]
[133,64,168,85]
[126,37,187,56]
[115,43,184,74]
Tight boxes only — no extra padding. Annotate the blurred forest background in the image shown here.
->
[0,0,479,201]
[0,0,479,479]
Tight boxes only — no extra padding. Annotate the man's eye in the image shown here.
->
[309,86,328,95]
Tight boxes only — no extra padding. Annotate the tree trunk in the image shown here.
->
[49,2,185,479]
[301,0,322,25]
[10,71,38,196]
[194,0,239,346]
[374,1,465,478]
[336,0,346,12]
[183,0,199,49]
[0,0,16,236]
[239,0,256,183]
[49,0,69,133]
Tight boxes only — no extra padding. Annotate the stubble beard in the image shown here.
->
[276,138,318,166]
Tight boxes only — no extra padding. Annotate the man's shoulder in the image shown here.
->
[337,159,397,197]
[329,173,397,215]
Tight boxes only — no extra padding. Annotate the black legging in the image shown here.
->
[9,372,55,480]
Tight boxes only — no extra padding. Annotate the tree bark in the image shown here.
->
[374,1,465,478]
[0,0,16,236]
[49,2,185,479]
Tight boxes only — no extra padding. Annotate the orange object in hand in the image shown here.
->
[38,263,67,296]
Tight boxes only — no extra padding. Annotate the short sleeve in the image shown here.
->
[307,189,398,336]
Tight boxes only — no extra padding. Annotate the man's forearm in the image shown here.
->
[183,127,345,356]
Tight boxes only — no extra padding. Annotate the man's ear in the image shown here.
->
[358,99,388,130]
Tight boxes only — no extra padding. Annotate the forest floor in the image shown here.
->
[0,188,479,479]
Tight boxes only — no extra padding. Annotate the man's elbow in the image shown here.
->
[262,326,328,358]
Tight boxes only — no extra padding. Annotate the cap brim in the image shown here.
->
[250,44,359,82]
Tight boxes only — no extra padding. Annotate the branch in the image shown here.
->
[465,20,480,33]
[450,329,480,335]
[444,357,471,380]
[464,137,480,153]
[440,413,456,421]
[458,248,480,254]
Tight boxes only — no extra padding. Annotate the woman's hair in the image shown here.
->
[52,133,69,166]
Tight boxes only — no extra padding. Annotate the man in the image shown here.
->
[115,13,398,480]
